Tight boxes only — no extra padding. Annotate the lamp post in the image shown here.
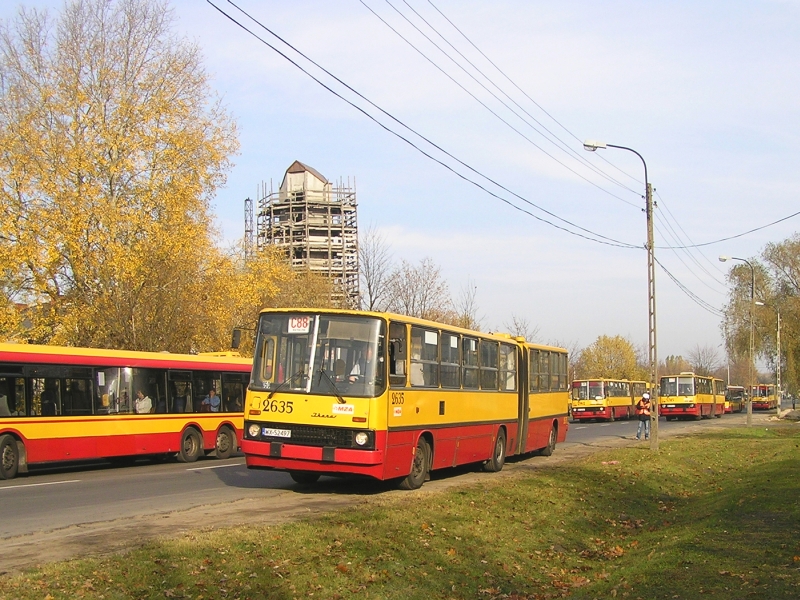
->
[584,140,658,450]
[719,255,754,426]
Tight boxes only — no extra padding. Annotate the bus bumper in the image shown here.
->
[571,406,610,420]
[660,404,699,417]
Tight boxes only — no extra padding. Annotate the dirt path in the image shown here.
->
[0,413,779,575]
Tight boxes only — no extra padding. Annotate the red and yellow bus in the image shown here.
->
[570,379,648,422]
[659,372,724,420]
[750,384,778,410]
[241,309,569,489]
[0,343,252,479]
[725,385,746,414]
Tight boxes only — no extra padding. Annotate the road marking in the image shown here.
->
[0,479,81,491]
[574,426,587,429]
[186,463,244,471]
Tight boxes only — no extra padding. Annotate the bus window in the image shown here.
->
[32,378,61,416]
[529,349,540,393]
[479,341,498,390]
[410,327,439,387]
[539,352,551,392]
[462,337,479,389]
[222,374,247,412]
[677,376,694,396]
[389,322,407,387]
[441,333,460,389]
[499,344,516,391]
[63,378,92,416]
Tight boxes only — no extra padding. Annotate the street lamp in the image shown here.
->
[719,255,754,426]
[584,140,659,450]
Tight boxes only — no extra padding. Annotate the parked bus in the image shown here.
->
[659,372,724,420]
[241,309,569,489]
[725,385,746,414]
[570,379,648,422]
[0,343,252,479]
[750,384,778,410]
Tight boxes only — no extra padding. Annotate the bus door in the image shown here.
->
[516,345,530,456]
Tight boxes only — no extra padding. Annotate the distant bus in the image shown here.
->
[750,384,778,410]
[570,379,648,422]
[659,372,724,420]
[0,343,251,479]
[725,385,746,414]
[241,309,569,489]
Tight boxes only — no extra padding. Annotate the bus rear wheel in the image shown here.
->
[484,429,506,472]
[289,471,321,485]
[0,435,19,480]
[177,428,203,463]
[399,437,430,490]
[215,426,235,459]
[539,425,557,457]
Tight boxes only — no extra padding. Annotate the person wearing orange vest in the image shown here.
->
[635,392,651,440]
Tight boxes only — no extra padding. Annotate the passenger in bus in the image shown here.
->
[41,381,58,415]
[201,387,221,412]
[350,346,377,383]
[135,389,152,414]
[0,393,10,417]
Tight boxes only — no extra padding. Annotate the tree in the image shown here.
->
[385,257,453,321]
[687,344,721,376]
[451,277,482,331]
[358,224,393,311]
[574,335,646,380]
[503,314,539,342]
[0,0,238,349]
[662,355,691,375]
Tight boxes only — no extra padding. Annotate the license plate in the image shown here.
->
[666,405,675,408]
[576,408,585,412]
[263,428,291,438]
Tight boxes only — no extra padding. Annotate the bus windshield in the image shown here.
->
[571,381,604,400]
[251,313,386,398]
[661,376,695,397]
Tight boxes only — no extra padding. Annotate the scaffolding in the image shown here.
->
[255,161,359,307]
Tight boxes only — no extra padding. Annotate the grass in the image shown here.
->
[2,425,800,599]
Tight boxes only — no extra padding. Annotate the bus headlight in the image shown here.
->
[355,432,369,446]
[248,424,261,438]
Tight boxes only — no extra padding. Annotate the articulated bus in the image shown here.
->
[0,343,252,479]
[241,309,569,489]
[570,379,648,422]
[750,384,778,410]
[725,385,746,414]
[659,372,725,420]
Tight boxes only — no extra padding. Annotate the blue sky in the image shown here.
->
[4,1,800,361]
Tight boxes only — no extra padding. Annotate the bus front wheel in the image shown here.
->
[399,437,430,490]
[178,428,202,463]
[484,429,506,472]
[0,435,19,480]
[215,426,235,460]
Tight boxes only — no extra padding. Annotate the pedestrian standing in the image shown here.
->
[635,392,651,440]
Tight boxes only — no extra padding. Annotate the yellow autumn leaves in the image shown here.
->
[0,0,329,354]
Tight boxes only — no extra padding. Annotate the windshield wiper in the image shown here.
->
[317,368,347,404]
[267,368,306,400]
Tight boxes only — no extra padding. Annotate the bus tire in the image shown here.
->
[539,424,557,457]
[399,437,430,490]
[289,471,320,485]
[0,435,19,480]
[177,428,203,463]
[484,429,506,472]
[215,426,235,460]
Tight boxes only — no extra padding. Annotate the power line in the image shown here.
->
[360,0,640,207]
[654,255,724,317]
[206,0,640,249]
[425,0,643,187]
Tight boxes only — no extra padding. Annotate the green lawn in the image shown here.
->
[2,426,799,599]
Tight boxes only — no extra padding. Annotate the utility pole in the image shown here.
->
[646,182,659,450]
[776,311,781,412]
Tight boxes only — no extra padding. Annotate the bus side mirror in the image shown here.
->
[391,340,406,361]
[231,329,241,350]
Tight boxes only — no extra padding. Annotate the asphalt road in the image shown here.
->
[0,407,779,573]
